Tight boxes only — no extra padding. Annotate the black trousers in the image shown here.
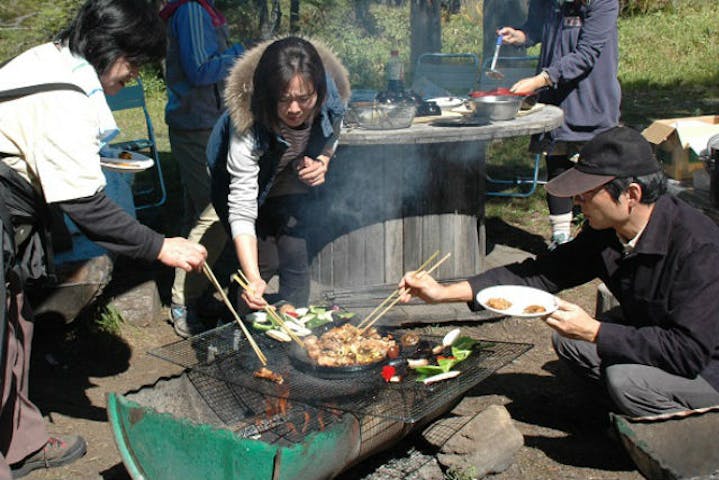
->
[546,154,574,215]
[253,194,311,308]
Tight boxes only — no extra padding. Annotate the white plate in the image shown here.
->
[100,147,154,173]
[427,96,465,108]
[476,285,558,318]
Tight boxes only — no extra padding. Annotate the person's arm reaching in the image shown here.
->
[58,191,206,271]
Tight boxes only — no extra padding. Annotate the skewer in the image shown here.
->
[357,250,440,329]
[232,270,305,348]
[359,252,452,335]
[201,263,267,365]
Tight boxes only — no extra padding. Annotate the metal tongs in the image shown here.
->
[486,33,504,79]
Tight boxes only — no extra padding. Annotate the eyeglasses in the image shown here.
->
[278,91,316,106]
[573,183,608,202]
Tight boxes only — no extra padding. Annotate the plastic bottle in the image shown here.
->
[385,49,404,93]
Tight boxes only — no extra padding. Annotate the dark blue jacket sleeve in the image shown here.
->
[544,0,619,84]
[172,2,244,86]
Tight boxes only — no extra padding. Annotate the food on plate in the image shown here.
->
[118,151,133,160]
[253,367,284,384]
[523,304,547,314]
[303,323,397,367]
[486,297,512,310]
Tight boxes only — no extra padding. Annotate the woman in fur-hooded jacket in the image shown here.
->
[208,36,350,311]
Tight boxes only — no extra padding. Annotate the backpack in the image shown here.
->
[0,81,86,360]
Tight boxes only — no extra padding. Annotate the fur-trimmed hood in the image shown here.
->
[224,37,351,134]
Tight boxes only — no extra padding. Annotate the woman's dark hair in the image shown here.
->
[604,171,667,204]
[251,36,327,131]
[56,0,166,75]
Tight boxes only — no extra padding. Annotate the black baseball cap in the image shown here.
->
[545,126,662,198]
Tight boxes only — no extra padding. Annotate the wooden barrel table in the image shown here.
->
[308,105,563,291]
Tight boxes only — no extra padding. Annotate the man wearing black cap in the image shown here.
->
[398,126,719,417]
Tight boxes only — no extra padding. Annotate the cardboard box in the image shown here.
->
[642,115,719,180]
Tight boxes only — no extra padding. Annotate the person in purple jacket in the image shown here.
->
[398,127,719,417]
[498,0,621,250]
[160,0,245,337]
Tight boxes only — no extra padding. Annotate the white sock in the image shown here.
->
[549,213,573,239]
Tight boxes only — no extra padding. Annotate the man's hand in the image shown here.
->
[297,155,329,187]
[398,273,473,304]
[544,298,601,342]
[398,271,445,303]
[157,237,207,272]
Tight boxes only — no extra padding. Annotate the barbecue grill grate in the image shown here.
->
[150,323,531,424]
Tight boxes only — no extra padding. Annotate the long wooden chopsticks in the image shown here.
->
[357,250,440,330]
[201,263,267,366]
[358,252,452,334]
[231,270,305,348]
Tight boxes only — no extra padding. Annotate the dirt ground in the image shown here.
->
[21,216,645,480]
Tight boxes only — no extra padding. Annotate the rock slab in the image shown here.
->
[424,404,523,478]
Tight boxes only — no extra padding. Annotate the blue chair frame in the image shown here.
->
[105,77,167,210]
[485,153,545,198]
[478,55,546,198]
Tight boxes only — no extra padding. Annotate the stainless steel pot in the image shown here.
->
[467,95,523,121]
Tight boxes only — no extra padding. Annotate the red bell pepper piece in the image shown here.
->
[381,365,396,383]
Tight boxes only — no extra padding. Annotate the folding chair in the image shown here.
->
[485,152,545,198]
[105,77,167,210]
[478,55,547,198]
[411,53,480,97]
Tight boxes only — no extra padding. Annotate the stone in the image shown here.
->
[429,404,523,478]
[109,278,161,327]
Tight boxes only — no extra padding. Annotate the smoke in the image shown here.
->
[308,139,485,256]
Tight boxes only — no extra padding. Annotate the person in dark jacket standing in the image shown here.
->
[499,0,621,249]
[160,0,245,337]
[0,0,207,477]
[398,127,719,417]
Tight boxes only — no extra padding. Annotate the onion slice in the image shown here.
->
[266,329,292,342]
[422,370,461,385]
[442,328,461,347]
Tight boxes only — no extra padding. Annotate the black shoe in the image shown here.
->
[11,435,87,478]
